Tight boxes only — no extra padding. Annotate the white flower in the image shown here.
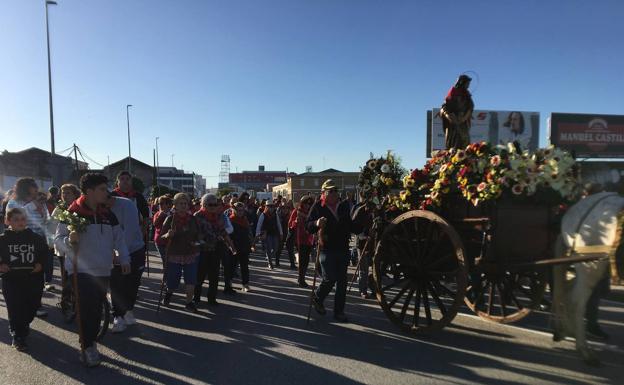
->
[380,163,391,174]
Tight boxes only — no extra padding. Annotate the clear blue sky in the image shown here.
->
[2,0,623,187]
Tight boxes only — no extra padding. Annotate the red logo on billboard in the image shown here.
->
[476,112,487,120]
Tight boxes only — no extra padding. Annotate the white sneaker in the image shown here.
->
[242,284,250,293]
[123,310,137,325]
[111,316,127,333]
[81,344,101,367]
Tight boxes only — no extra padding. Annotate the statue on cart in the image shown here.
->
[439,74,474,150]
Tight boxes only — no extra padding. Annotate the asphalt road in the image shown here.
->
[1,250,622,385]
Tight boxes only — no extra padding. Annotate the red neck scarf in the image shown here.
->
[113,187,136,199]
[68,195,109,217]
[197,208,220,224]
[229,212,249,228]
[172,210,191,228]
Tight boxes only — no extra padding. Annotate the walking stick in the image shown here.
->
[306,228,323,325]
[347,231,375,295]
[144,226,150,277]
[157,216,175,313]
[70,238,86,362]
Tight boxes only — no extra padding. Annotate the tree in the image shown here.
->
[151,184,179,199]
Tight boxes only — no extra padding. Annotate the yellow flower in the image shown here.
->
[384,178,394,186]
[403,176,415,188]
[399,190,411,201]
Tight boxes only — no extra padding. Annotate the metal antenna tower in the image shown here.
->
[220,155,231,183]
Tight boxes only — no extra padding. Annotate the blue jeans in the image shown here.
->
[156,244,167,266]
[315,249,350,315]
[166,256,199,291]
[264,235,279,265]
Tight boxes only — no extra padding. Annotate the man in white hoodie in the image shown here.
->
[106,193,145,333]
[55,173,130,367]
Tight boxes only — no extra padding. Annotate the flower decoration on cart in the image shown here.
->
[392,142,581,211]
[358,150,406,208]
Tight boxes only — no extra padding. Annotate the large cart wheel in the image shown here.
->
[464,268,547,323]
[373,210,468,334]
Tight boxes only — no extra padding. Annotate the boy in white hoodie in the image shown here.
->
[55,173,130,367]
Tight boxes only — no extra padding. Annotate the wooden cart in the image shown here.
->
[369,197,615,334]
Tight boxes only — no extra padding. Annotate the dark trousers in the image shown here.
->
[195,245,224,302]
[285,230,296,266]
[298,244,312,283]
[2,274,43,339]
[238,252,250,285]
[223,251,235,288]
[58,256,72,308]
[585,271,610,326]
[314,249,349,315]
[44,247,54,284]
[110,248,145,317]
[72,274,109,348]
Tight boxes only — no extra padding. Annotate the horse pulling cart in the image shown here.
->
[363,193,619,335]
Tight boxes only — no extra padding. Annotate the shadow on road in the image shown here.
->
[1,251,622,384]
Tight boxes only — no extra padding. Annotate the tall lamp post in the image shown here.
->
[45,0,57,154]
[126,104,133,172]
[155,136,160,188]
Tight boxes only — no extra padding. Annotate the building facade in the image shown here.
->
[0,147,88,192]
[227,166,294,192]
[104,157,154,194]
[272,168,359,202]
[157,167,205,197]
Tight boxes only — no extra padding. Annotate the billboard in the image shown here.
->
[427,109,540,156]
[549,113,624,158]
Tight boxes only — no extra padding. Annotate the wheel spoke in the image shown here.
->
[381,277,409,293]
[413,286,421,327]
[434,281,457,299]
[398,287,416,322]
[422,285,433,326]
[423,231,447,266]
[399,221,418,260]
[509,290,524,309]
[426,253,456,270]
[497,283,507,317]
[428,282,447,316]
[388,281,410,308]
[418,220,435,262]
[486,283,495,315]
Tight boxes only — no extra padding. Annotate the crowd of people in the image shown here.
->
[0,171,371,368]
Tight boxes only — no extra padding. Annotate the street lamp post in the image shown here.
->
[126,104,133,172]
[155,136,160,187]
[45,0,57,154]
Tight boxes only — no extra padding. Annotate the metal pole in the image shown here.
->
[126,104,133,172]
[45,1,57,154]
[155,137,160,188]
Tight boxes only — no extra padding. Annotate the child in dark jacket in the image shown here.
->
[0,208,46,352]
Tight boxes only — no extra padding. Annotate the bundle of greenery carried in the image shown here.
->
[53,209,90,233]
[392,142,582,211]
